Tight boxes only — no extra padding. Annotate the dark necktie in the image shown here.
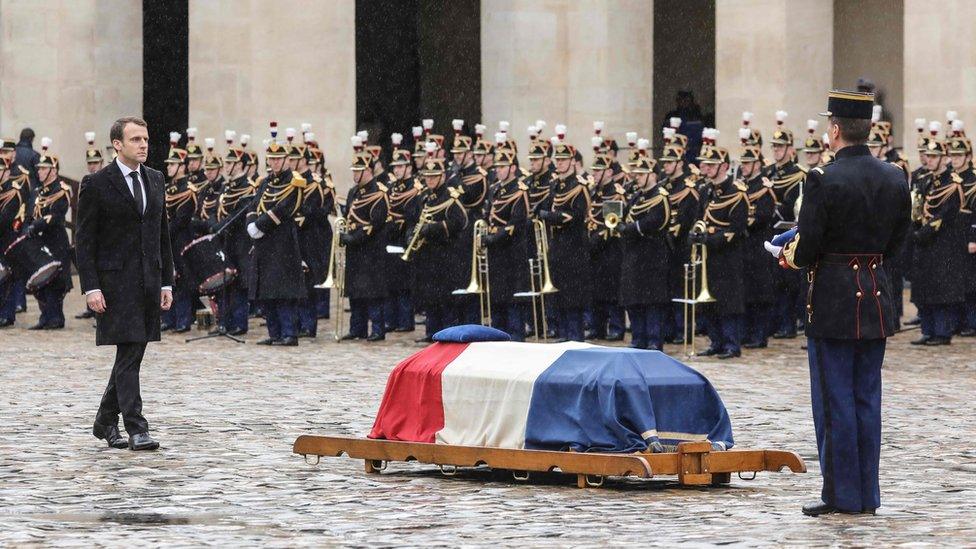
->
[130,171,144,214]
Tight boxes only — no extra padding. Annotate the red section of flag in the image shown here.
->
[368,342,468,443]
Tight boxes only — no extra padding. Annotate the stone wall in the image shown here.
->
[188,0,355,189]
[480,0,653,166]
[0,0,142,179]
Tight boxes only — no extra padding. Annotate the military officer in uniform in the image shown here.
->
[910,133,967,345]
[659,135,701,343]
[340,151,390,341]
[947,125,976,336]
[537,138,592,341]
[0,156,27,327]
[191,143,224,236]
[768,112,807,339]
[409,157,468,342]
[246,136,307,346]
[484,147,530,340]
[213,145,257,335]
[693,132,748,359]
[586,150,625,341]
[448,123,488,325]
[775,90,910,516]
[161,139,196,333]
[75,132,108,320]
[293,144,333,338]
[184,128,206,187]
[385,134,422,332]
[739,130,778,349]
[618,156,672,350]
[26,148,73,329]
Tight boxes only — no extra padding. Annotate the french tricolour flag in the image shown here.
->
[368,340,734,453]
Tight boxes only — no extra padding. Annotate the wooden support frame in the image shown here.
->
[293,435,806,488]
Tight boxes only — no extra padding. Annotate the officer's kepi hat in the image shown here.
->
[819,90,875,119]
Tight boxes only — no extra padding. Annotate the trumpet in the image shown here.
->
[315,216,348,341]
[514,219,558,341]
[401,207,433,262]
[672,220,716,357]
[452,219,491,326]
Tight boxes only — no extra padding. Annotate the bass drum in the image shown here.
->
[3,235,62,293]
[181,234,236,294]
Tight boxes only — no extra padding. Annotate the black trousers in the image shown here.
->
[95,342,149,435]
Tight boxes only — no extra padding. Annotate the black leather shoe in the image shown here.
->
[905,316,921,326]
[297,330,316,338]
[742,341,767,349]
[414,336,433,344]
[129,432,160,451]
[672,336,684,345]
[366,333,386,342]
[696,347,721,357]
[910,335,931,345]
[959,329,976,337]
[44,323,64,330]
[92,423,129,449]
[801,500,859,516]
[28,322,47,330]
[227,328,247,336]
[605,333,624,341]
[773,331,797,339]
[717,350,741,359]
[15,305,26,313]
[394,326,414,332]
[340,333,361,341]
[924,336,950,346]
[274,336,299,346]
[0,319,13,328]
[172,326,191,333]
[256,337,277,345]
[160,323,172,332]
[75,310,95,319]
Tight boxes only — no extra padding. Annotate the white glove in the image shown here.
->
[247,222,264,239]
[764,241,783,259]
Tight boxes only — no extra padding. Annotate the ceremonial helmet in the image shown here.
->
[0,138,15,151]
[527,142,547,159]
[420,157,446,176]
[800,120,824,153]
[948,120,971,155]
[493,149,517,167]
[632,156,657,174]
[697,128,728,164]
[350,151,372,171]
[389,133,412,166]
[740,112,763,146]
[921,121,947,155]
[84,131,103,163]
[590,152,612,172]
[769,111,794,146]
[185,127,203,159]
[739,128,763,162]
[37,137,59,170]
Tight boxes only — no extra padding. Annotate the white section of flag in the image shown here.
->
[436,341,591,449]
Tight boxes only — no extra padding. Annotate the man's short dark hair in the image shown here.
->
[830,117,871,144]
[19,128,34,143]
[110,117,148,143]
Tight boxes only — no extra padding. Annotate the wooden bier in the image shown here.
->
[293,435,806,489]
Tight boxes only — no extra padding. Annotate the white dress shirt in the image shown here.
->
[85,159,171,296]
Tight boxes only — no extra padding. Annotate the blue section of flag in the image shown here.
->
[523,347,734,453]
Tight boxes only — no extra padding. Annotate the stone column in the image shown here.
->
[715,0,832,152]
[189,0,355,189]
[481,0,653,166]
[0,0,142,179]
[903,0,976,156]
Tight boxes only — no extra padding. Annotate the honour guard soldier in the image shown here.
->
[192,140,224,235]
[537,137,592,341]
[26,143,72,329]
[385,135,422,332]
[448,121,488,325]
[409,157,468,342]
[412,126,427,172]
[0,137,29,317]
[774,90,910,516]
[75,132,107,319]
[659,133,701,343]
[586,149,625,341]
[213,144,256,336]
[947,123,976,335]
[768,111,807,338]
[161,137,196,333]
[303,133,337,321]
[801,120,825,170]
[484,147,530,340]
[618,156,671,350]
[340,150,390,341]
[904,121,933,327]
[693,130,748,359]
[472,124,494,177]
[0,155,30,327]
[246,133,308,346]
[738,129,778,348]
[184,127,205,187]
[910,133,966,345]
[291,144,326,338]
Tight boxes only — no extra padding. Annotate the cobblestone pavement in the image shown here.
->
[1,285,974,546]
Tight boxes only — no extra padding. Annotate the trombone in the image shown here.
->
[452,219,491,326]
[514,219,558,341]
[672,220,716,357]
[315,216,348,341]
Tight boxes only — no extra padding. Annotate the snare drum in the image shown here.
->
[3,235,62,293]
[181,234,236,294]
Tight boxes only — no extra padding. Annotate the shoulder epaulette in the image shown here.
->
[812,167,824,175]
[249,176,261,188]
[290,171,308,189]
[377,182,389,193]
[614,183,626,195]
[448,187,462,199]
[477,166,488,177]
[11,180,22,190]
[734,180,748,192]
[519,167,531,177]
[762,177,773,188]
[518,181,529,191]
[413,180,424,191]
[312,173,323,184]
[59,181,72,192]
[688,164,700,176]
[952,173,963,184]
[658,186,669,197]
[798,164,809,174]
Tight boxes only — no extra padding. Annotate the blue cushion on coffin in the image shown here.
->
[432,324,512,343]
